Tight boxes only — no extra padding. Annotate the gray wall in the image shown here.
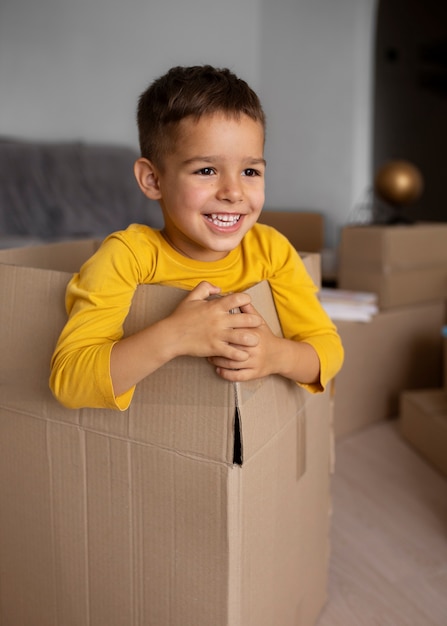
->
[0,0,378,249]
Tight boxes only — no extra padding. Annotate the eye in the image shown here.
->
[196,167,216,176]
[243,168,261,177]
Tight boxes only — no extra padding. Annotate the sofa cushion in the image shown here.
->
[0,138,163,242]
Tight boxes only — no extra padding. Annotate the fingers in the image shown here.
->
[227,332,260,349]
[209,315,278,381]
[173,285,264,362]
[201,282,256,313]
[208,342,254,369]
[187,281,222,301]
[186,284,253,313]
[220,296,263,330]
[186,285,262,327]
[229,312,262,330]
[239,302,258,315]
[213,365,254,382]
[217,345,250,363]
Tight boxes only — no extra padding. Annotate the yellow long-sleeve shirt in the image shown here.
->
[50,222,343,409]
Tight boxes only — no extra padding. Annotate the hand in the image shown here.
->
[168,282,263,362]
[207,301,282,381]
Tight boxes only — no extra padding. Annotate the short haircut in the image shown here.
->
[136,65,266,166]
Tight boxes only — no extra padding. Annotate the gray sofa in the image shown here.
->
[0,138,163,249]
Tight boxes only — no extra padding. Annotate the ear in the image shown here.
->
[134,158,162,200]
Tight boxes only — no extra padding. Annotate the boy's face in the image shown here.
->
[152,112,265,262]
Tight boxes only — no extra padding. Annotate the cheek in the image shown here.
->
[252,188,265,210]
[181,185,212,210]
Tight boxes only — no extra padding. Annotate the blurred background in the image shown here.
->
[1,0,445,249]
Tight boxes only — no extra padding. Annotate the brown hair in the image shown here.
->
[136,65,266,166]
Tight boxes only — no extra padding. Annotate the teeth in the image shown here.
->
[206,214,241,227]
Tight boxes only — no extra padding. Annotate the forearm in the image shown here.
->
[270,336,321,386]
[110,317,181,398]
[50,318,180,409]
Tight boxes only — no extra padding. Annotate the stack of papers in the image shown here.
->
[319,288,379,322]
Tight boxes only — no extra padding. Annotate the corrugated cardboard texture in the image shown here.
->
[334,301,444,439]
[0,244,331,626]
[338,223,447,309]
[399,389,447,476]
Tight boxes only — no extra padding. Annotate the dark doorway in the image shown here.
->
[373,0,447,223]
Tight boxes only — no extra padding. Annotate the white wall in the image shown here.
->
[260,0,377,247]
[0,0,377,248]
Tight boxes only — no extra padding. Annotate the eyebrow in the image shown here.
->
[183,156,267,167]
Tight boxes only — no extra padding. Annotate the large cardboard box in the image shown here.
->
[0,242,331,626]
[333,302,444,439]
[399,389,447,477]
[338,223,447,309]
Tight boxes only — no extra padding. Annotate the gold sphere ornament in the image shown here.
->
[374,160,424,206]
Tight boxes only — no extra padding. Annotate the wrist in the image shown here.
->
[274,338,320,385]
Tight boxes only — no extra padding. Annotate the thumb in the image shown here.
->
[187,281,222,301]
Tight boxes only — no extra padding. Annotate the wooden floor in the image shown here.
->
[316,419,447,626]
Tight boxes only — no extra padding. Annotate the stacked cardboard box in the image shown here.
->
[338,223,447,309]
[333,304,443,438]
[399,325,447,477]
[0,241,332,626]
[399,389,447,477]
[334,223,446,439]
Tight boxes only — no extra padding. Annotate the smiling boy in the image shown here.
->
[50,65,343,409]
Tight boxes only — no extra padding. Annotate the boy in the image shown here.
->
[50,65,343,410]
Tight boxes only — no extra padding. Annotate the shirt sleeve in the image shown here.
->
[49,231,146,410]
[265,230,344,393]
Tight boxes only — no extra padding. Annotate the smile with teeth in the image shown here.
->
[205,213,241,227]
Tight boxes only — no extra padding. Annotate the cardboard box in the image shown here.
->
[338,223,447,309]
[0,237,100,271]
[400,389,447,476]
[0,242,331,626]
[257,211,323,286]
[258,210,324,253]
[333,301,444,439]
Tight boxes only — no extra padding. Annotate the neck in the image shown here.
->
[161,229,195,259]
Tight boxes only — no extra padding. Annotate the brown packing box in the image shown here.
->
[257,210,323,286]
[333,302,444,439]
[338,223,447,309]
[0,242,331,626]
[399,389,447,477]
[259,210,324,253]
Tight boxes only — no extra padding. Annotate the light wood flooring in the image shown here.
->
[316,419,447,626]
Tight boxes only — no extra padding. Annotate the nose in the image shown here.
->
[216,173,243,203]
